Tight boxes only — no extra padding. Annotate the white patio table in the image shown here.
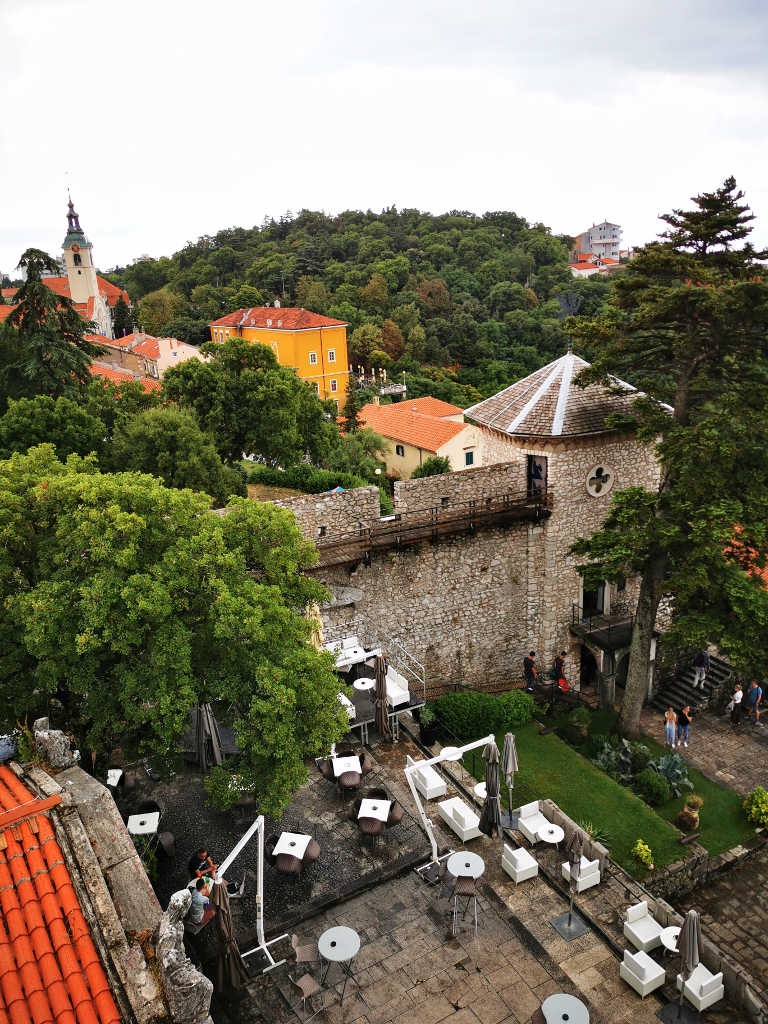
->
[318,925,361,1002]
[358,798,391,822]
[447,851,485,879]
[273,832,312,859]
[332,755,362,777]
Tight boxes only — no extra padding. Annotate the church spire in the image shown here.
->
[66,196,83,236]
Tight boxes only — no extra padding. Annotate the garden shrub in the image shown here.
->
[743,786,768,828]
[634,767,672,806]
[628,741,651,774]
[433,689,534,741]
[577,819,612,847]
[569,707,591,728]
[686,794,704,810]
[675,807,699,832]
[632,839,654,869]
[649,753,693,797]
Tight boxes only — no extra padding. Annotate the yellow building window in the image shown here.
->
[330,379,337,393]
[309,352,318,365]
[328,349,336,362]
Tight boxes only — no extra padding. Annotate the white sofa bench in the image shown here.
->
[437,797,482,842]
[386,667,410,708]
[501,844,538,884]
[676,964,725,1012]
[561,855,601,892]
[623,900,664,952]
[337,692,355,720]
[620,950,665,998]
[406,754,447,800]
[516,801,550,844]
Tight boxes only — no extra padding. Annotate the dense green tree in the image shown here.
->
[410,455,452,478]
[0,446,347,816]
[110,406,246,504]
[111,295,135,339]
[81,376,161,441]
[162,338,337,466]
[3,249,103,402]
[570,178,768,736]
[0,396,106,460]
[138,287,189,334]
[323,427,387,481]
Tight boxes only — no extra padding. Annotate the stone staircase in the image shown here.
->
[650,653,732,713]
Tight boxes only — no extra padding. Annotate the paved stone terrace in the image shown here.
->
[233,867,666,1024]
[677,851,768,1008]
[640,705,768,797]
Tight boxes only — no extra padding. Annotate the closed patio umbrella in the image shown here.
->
[374,654,392,740]
[211,880,249,992]
[677,909,701,1019]
[195,703,223,773]
[566,828,584,924]
[478,740,501,838]
[500,733,519,828]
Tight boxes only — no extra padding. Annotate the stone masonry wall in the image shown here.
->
[393,459,526,512]
[279,435,660,691]
[273,485,380,540]
[322,524,530,690]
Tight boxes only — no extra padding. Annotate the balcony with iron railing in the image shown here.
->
[570,600,636,650]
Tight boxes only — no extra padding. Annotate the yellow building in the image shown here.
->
[209,305,349,405]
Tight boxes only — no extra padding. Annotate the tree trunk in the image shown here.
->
[618,553,665,737]
[598,664,615,712]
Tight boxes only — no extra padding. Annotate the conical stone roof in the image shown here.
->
[464,352,641,438]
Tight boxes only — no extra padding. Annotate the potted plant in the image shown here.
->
[418,705,439,746]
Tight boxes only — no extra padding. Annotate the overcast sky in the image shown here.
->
[2,0,767,273]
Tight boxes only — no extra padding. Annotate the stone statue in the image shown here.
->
[156,890,213,1024]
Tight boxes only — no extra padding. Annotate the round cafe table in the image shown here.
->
[538,824,565,846]
[318,925,361,1002]
[353,677,376,692]
[541,992,589,1024]
[473,782,487,799]
[660,925,681,955]
[446,851,485,880]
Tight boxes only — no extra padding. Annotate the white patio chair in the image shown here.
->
[501,844,538,884]
[623,900,663,952]
[620,949,665,997]
[676,964,725,1012]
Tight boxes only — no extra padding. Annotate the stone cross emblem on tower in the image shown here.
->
[587,465,611,496]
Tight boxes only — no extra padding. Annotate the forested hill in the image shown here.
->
[105,208,615,405]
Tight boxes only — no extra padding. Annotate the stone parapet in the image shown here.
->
[273,485,381,539]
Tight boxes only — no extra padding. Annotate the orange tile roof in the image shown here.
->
[0,305,14,324]
[210,308,347,330]
[89,363,161,394]
[358,403,468,452]
[390,396,463,418]
[0,765,121,1024]
[37,277,129,310]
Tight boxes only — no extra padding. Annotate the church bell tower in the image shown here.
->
[62,197,99,305]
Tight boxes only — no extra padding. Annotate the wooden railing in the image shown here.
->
[310,488,553,569]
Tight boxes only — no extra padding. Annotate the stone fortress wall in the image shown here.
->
[275,432,659,693]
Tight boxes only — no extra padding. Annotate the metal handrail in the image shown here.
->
[571,601,636,633]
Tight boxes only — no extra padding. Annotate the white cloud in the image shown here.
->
[1,0,766,273]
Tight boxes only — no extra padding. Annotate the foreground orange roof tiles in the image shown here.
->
[0,765,121,1024]
[209,307,347,330]
[358,403,468,452]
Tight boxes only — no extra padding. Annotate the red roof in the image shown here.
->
[389,397,463,418]
[0,765,121,1024]
[209,308,347,331]
[1,279,130,327]
[89,363,162,394]
[358,403,468,452]
[0,305,14,324]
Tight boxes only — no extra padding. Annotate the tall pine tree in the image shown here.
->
[570,178,768,735]
[5,249,103,400]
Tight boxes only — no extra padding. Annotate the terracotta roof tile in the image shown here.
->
[89,363,162,394]
[0,767,120,1024]
[209,307,346,330]
[390,397,463,418]
[465,353,648,438]
[358,403,468,452]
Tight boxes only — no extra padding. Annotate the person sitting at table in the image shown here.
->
[188,846,245,899]
[187,877,214,927]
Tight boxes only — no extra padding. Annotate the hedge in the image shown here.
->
[433,690,534,741]
[247,464,368,493]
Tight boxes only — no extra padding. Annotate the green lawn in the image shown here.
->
[637,733,753,857]
[478,722,685,875]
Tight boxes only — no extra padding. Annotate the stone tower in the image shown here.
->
[62,197,99,305]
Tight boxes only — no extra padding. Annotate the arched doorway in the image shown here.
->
[580,646,598,689]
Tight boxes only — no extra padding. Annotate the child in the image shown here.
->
[664,707,677,748]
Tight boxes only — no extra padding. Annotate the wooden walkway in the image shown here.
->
[311,488,553,569]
